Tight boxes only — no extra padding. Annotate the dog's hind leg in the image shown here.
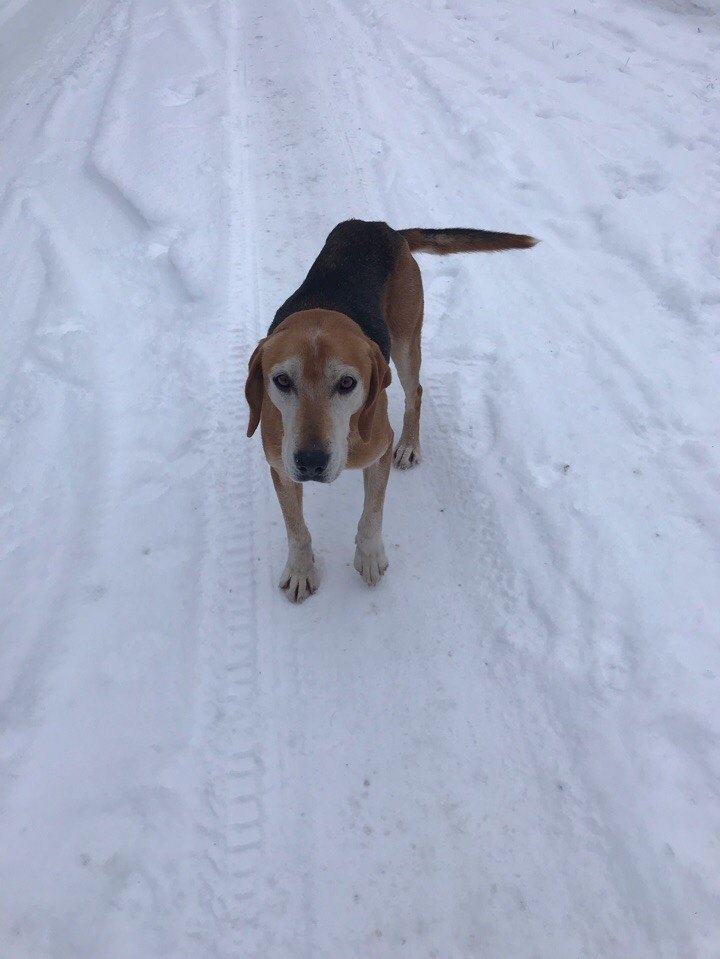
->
[385,243,424,469]
[271,466,318,603]
[392,331,423,469]
[354,437,393,586]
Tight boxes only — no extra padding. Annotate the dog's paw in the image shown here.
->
[279,559,319,603]
[393,440,422,470]
[354,539,389,587]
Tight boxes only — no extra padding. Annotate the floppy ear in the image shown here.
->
[358,343,392,443]
[245,338,267,437]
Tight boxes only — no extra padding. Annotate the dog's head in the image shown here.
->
[245,310,391,483]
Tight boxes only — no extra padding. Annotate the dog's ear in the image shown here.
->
[245,338,267,437]
[358,343,392,443]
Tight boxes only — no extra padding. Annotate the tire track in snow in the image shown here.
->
[185,1,264,955]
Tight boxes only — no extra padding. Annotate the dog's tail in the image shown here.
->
[399,227,538,255]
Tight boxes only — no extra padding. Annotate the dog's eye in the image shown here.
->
[273,373,292,392]
[337,375,357,393]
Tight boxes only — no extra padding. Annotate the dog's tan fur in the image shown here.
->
[246,309,394,473]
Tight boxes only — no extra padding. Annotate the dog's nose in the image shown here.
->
[294,447,330,480]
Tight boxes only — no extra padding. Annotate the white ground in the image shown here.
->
[1,0,719,956]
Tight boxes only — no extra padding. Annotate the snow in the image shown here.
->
[1,0,719,956]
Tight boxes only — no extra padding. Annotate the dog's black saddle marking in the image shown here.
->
[269,219,402,361]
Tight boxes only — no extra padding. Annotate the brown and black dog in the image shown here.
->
[246,220,537,602]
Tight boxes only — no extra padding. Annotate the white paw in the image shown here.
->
[279,558,319,603]
[393,441,422,470]
[354,539,389,587]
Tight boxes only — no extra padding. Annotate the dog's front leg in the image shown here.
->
[354,437,393,586]
[271,466,318,603]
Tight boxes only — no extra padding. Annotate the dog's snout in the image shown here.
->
[294,446,330,480]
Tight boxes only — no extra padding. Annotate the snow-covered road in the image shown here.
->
[1,0,719,956]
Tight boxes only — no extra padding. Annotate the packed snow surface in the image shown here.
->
[1,0,719,956]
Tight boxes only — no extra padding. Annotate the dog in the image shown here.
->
[245,220,537,602]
